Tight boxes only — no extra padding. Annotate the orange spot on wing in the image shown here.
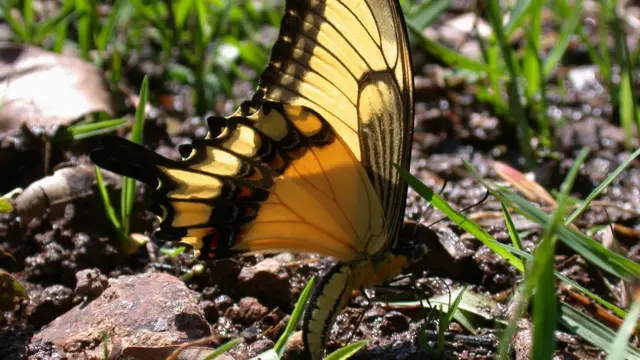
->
[248,169,263,181]
[210,231,220,248]
[238,186,253,199]
[267,152,285,170]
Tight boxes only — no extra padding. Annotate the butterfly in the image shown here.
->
[90,0,429,358]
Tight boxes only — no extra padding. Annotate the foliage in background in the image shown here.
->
[1,0,281,115]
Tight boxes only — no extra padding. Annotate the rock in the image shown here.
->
[556,117,629,152]
[282,331,305,360]
[379,311,409,335]
[213,294,234,313]
[225,297,269,326]
[246,339,274,357]
[33,272,210,359]
[236,258,291,307]
[567,65,600,92]
[27,284,74,329]
[199,300,219,323]
[74,268,108,299]
[237,297,269,324]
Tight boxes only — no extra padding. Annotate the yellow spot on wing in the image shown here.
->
[222,125,261,157]
[265,86,362,161]
[170,202,213,227]
[191,148,242,176]
[248,106,288,141]
[285,105,323,137]
[161,167,222,199]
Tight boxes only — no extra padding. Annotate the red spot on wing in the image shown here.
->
[238,186,253,199]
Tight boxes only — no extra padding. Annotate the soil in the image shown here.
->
[2,1,640,359]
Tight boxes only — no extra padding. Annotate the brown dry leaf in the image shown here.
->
[494,161,583,232]
[493,160,557,206]
[0,43,116,131]
[13,164,120,226]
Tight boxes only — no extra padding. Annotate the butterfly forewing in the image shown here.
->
[257,0,414,249]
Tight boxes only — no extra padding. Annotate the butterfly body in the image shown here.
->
[91,0,418,358]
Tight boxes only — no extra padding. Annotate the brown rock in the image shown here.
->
[33,272,210,359]
[225,297,268,325]
[282,331,305,360]
[236,258,291,307]
[74,268,108,299]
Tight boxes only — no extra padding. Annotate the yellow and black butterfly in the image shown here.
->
[91,0,427,358]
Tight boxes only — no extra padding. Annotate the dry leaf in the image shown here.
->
[493,160,557,206]
[13,164,120,226]
[0,43,116,131]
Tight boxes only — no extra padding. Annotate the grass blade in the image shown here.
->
[501,203,524,258]
[96,0,124,52]
[325,340,368,360]
[406,20,501,75]
[202,338,243,360]
[274,276,316,356]
[531,251,557,360]
[605,300,640,360]
[1,3,28,41]
[560,302,640,359]
[408,0,451,29]
[94,166,130,247]
[75,0,97,60]
[34,6,77,44]
[173,0,193,29]
[396,165,525,272]
[53,118,128,142]
[23,0,33,41]
[542,0,584,77]
[465,162,640,280]
[531,149,587,359]
[566,147,640,225]
[121,76,148,236]
[504,0,532,37]
[522,0,542,99]
[486,0,534,167]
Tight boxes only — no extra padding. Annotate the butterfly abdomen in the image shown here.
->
[303,253,409,359]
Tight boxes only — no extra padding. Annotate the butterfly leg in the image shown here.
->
[345,288,373,346]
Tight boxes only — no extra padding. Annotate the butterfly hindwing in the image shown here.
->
[91,102,387,261]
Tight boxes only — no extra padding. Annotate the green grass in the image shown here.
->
[399,146,640,358]
[4,0,639,152]
[94,76,149,251]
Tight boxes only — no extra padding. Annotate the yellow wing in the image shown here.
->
[90,102,386,261]
[255,0,415,247]
[91,0,413,262]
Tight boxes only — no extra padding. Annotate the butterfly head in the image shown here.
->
[394,220,439,264]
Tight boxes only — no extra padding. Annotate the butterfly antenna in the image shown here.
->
[412,180,448,237]
[426,188,490,228]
